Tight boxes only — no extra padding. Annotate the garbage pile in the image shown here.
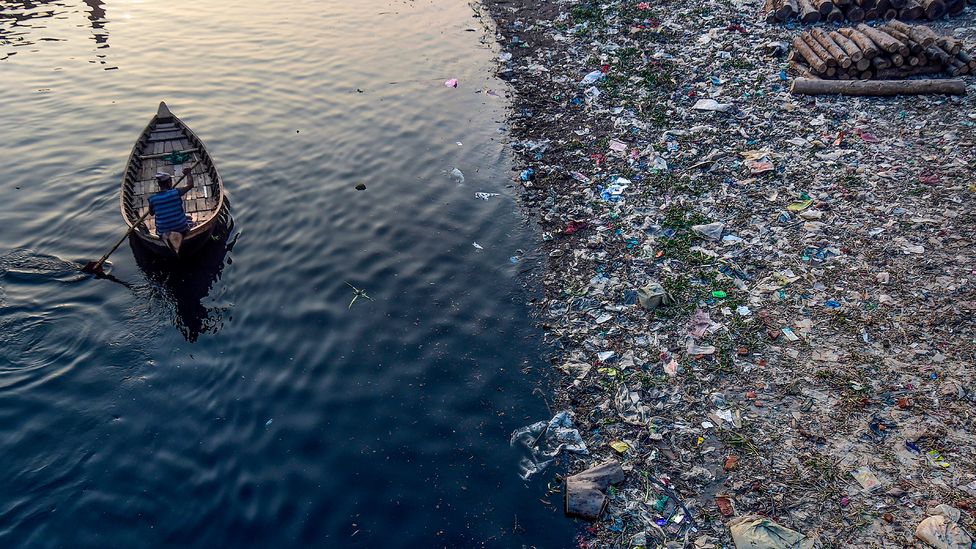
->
[764,0,970,24]
[485,0,976,546]
[789,22,974,79]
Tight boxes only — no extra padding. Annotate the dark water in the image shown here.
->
[0,1,572,546]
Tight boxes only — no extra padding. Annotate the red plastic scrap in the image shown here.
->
[715,495,735,517]
[854,128,879,143]
[726,23,749,34]
[563,220,588,235]
[957,499,976,512]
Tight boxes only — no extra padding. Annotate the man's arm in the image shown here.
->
[177,167,195,197]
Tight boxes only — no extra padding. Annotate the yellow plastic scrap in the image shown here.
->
[927,450,951,468]
[610,440,630,453]
[786,199,813,212]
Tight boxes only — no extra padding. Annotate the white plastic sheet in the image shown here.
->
[510,411,587,480]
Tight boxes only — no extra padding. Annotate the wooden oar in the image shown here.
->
[82,160,200,275]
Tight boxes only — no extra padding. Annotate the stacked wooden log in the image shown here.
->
[788,22,974,79]
[763,0,972,23]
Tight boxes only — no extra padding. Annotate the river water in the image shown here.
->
[0,1,572,546]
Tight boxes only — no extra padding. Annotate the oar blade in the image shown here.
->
[81,261,106,276]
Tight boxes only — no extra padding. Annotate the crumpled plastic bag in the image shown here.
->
[687,337,716,355]
[637,282,673,312]
[915,504,973,549]
[450,167,465,184]
[687,309,714,339]
[599,177,631,202]
[615,385,651,426]
[729,515,815,549]
[692,98,731,112]
[510,411,588,480]
[692,222,725,241]
[580,69,603,85]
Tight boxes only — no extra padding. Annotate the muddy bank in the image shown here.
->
[485,0,976,546]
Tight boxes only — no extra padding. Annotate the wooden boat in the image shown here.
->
[120,101,225,256]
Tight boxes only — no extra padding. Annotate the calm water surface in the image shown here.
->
[0,1,572,546]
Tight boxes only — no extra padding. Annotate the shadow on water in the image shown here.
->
[130,207,236,342]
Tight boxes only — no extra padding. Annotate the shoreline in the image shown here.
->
[485,0,976,546]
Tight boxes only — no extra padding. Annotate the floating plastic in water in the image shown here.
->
[510,411,587,480]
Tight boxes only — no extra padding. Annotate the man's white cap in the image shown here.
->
[154,171,172,182]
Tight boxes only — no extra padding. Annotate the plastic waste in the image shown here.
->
[450,167,465,184]
[599,177,630,202]
[444,78,458,88]
[691,222,725,241]
[579,70,604,85]
[637,282,672,312]
[915,505,973,549]
[609,440,629,453]
[485,0,976,544]
[474,192,499,200]
[786,199,813,212]
[510,411,588,480]
[715,495,736,517]
[564,461,624,520]
[729,515,815,549]
[851,466,882,493]
[687,309,715,339]
[692,98,731,112]
[686,338,716,355]
[615,384,651,426]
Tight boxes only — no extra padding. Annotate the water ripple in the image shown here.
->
[0,0,569,546]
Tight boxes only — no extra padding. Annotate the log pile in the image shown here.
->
[788,21,974,80]
[764,0,972,23]
[791,77,966,94]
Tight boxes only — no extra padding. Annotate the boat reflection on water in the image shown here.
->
[130,207,236,342]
